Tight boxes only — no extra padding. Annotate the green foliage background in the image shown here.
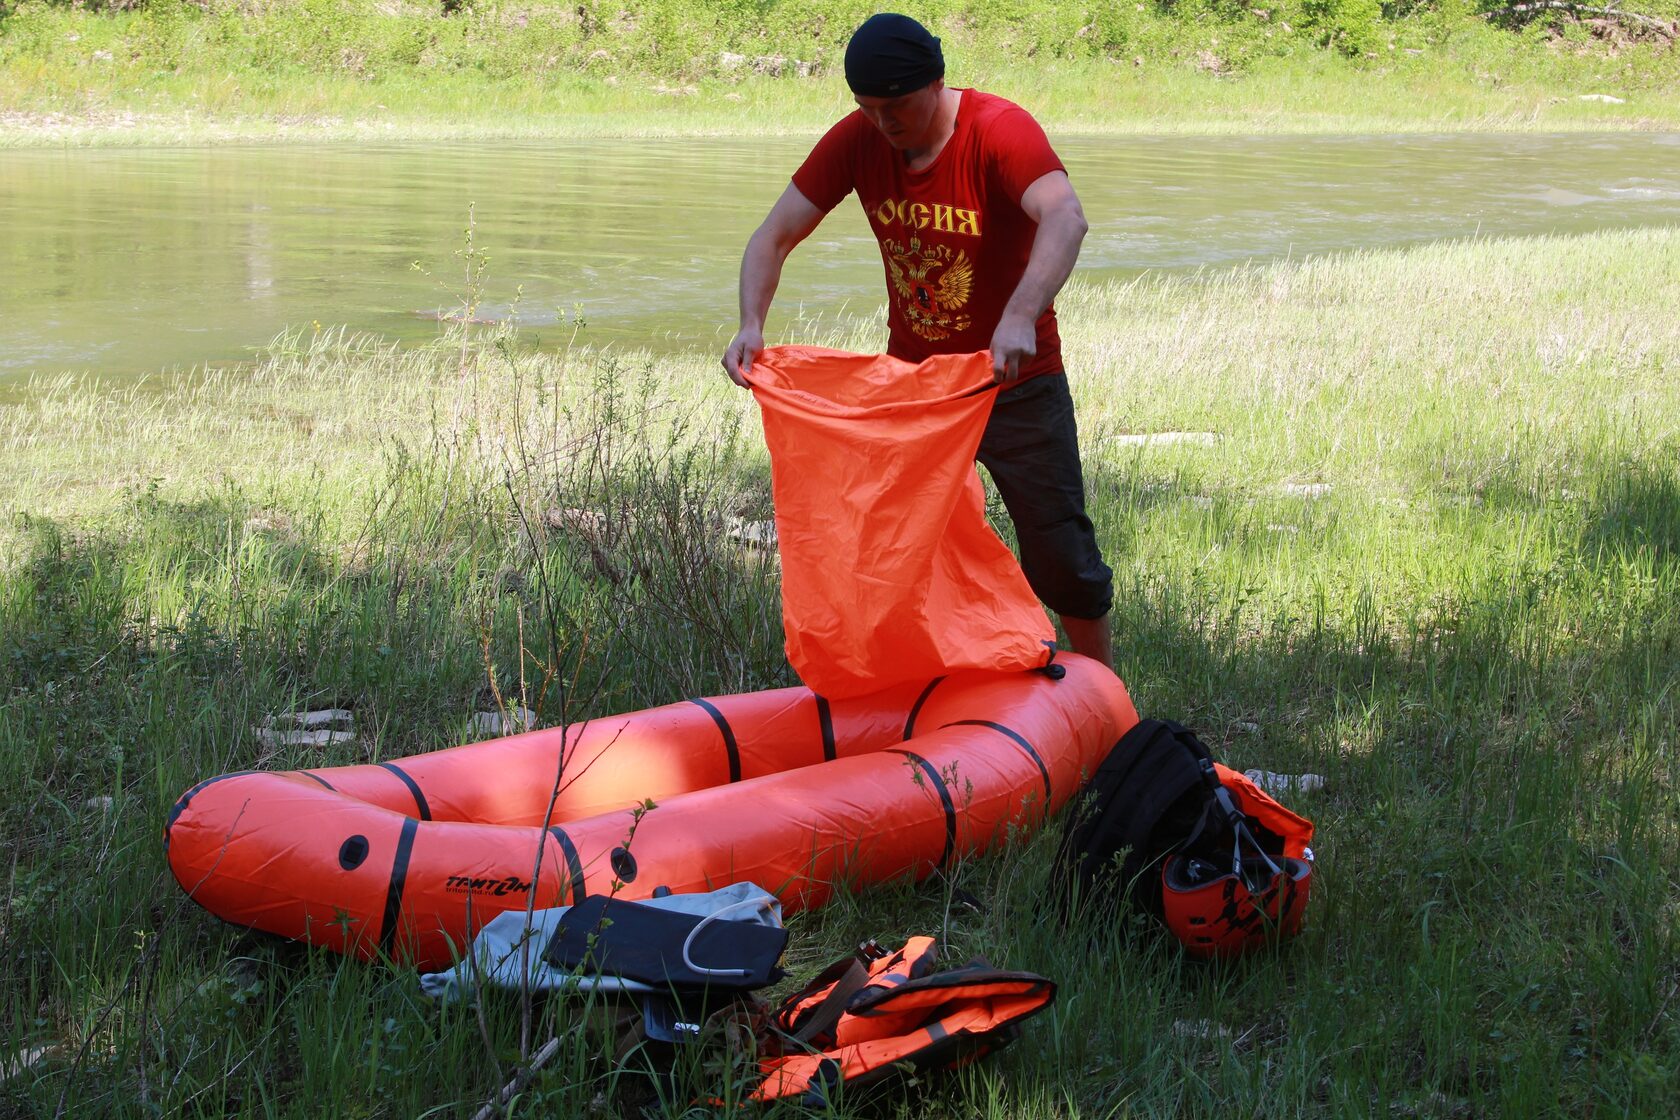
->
[1,0,1676,81]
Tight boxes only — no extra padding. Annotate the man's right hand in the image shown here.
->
[726,185,824,387]
[722,326,764,388]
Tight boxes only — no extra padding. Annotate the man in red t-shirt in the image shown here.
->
[722,12,1113,669]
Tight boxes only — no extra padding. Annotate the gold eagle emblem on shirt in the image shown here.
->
[886,237,974,342]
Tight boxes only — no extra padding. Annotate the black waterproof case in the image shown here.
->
[541,895,787,994]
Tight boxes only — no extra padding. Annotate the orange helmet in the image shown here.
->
[1161,851,1312,959]
[1160,760,1313,958]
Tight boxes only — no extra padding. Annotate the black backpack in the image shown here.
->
[1052,719,1253,919]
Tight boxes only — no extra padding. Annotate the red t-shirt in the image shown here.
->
[792,89,1066,380]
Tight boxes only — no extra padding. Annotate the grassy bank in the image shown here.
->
[3,226,1678,1116]
[2,0,1678,145]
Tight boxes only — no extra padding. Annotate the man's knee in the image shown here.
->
[1017,515,1113,619]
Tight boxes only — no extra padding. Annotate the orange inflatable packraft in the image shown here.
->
[746,346,1055,698]
[165,659,1137,969]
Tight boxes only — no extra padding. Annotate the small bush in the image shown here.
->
[1300,0,1387,55]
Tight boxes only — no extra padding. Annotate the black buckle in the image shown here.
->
[1037,643,1066,680]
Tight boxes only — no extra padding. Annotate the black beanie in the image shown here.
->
[844,13,944,98]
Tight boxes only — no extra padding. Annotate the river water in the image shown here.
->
[3,132,1678,382]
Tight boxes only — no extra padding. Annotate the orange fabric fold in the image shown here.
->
[747,345,1055,697]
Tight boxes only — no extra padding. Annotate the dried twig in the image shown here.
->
[468,1031,565,1120]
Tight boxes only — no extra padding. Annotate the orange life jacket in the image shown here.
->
[751,936,1054,1105]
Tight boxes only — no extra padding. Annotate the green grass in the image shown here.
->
[3,0,1679,145]
[4,227,1680,1116]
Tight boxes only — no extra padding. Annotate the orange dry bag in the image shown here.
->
[746,346,1055,698]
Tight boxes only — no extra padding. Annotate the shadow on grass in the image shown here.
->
[3,434,1677,1117]
[1010,446,1680,1116]
[0,463,795,1115]
[1585,462,1680,566]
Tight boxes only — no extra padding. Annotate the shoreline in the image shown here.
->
[3,62,1676,149]
[6,110,1679,150]
[5,96,1674,149]
[5,225,1675,521]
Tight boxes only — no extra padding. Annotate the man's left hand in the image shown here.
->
[990,313,1037,384]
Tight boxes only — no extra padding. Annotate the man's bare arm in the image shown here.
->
[723,184,827,386]
[990,170,1088,384]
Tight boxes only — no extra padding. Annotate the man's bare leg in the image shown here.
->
[1059,612,1113,671]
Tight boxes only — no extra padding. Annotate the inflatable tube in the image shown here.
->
[165,655,1136,969]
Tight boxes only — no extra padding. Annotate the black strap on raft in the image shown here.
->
[1051,719,1224,920]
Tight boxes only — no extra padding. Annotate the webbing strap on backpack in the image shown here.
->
[772,936,936,1046]
[752,939,1056,1105]
[786,959,869,1045]
[1053,718,1219,917]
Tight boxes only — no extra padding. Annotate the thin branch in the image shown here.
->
[468,1031,565,1120]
